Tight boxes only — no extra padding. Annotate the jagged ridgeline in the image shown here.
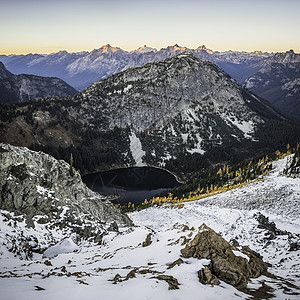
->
[0,53,300,177]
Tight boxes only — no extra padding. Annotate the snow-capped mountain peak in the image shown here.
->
[163,44,188,52]
[131,45,158,53]
[196,45,214,54]
[55,50,69,55]
[99,44,123,53]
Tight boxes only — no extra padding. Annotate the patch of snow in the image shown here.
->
[187,134,205,154]
[231,119,254,139]
[129,130,145,166]
[232,250,250,261]
[123,84,133,93]
[168,124,177,136]
[36,185,54,197]
[43,236,78,258]
[181,133,188,143]
[281,78,300,91]
[244,78,254,89]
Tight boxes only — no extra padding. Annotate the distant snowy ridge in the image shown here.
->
[0,44,276,90]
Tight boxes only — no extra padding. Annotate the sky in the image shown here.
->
[1,0,300,54]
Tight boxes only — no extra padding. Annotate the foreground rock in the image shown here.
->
[181,223,269,289]
[0,143,132,255]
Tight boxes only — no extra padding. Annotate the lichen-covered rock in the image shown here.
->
[181,223,269,289]
[0,143,132,228]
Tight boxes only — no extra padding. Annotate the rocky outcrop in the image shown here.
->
[181,224,269,289]
[0,143,132,228]
[142,233,152,247]
[153,275,180,290]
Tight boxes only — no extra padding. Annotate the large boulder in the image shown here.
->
[181,223,269,289]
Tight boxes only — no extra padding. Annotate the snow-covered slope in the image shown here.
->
[0,153,299,299]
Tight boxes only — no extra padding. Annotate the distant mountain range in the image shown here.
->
[0,44,273,90]
[1,44,299,119]
[1,53,297,177]
[0,62,77,104]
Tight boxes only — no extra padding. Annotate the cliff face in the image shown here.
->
[0,143,132,228]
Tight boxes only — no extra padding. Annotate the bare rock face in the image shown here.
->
[0,143,132,229]
[181,224,269,289]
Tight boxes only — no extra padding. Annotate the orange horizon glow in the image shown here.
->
[1,44,299,56]
[1,0,300,56]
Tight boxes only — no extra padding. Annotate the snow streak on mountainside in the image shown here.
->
[0,153,299,300]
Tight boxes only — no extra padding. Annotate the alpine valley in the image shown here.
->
[1,52,299,177]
